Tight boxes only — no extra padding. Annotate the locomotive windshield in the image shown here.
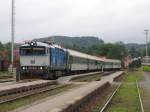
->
[20,47,46,56]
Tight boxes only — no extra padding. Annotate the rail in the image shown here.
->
[136,80,144,112]
[99,80,144,112]
[99,82,122,112]
[0,81,57,104]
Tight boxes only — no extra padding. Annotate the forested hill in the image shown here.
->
[33,36,147,59]
[34,36,104,48]
[0,36,147,61]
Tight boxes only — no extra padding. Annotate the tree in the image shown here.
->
[108,42,128,60]
[91,42,128,60]
[129,46,141,58]
[99,43,114,56]
[1,42,11,61]
[0,41,4,51]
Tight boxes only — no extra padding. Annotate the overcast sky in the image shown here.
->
[0,0,150,43]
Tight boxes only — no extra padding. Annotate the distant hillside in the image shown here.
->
[33,35,148,57]
[126,43,145,50]
[34,36,104,48]
[126,43,149,57]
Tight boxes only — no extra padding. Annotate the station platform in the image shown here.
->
[12,71,123,112]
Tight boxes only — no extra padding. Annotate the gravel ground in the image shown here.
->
[140,72,150,92]
[139,72,150,112]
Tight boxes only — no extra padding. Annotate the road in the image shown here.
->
[140,72,150,92]
[139,72,150,112]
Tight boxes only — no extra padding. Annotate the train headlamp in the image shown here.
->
[29,41,37,46]
[22,67,25,70]
[31,43,34,46]
[40,67,43,70]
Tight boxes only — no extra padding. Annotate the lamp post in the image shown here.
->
[11,0,15,68]
[11,0,16,81]
[144,29,149,57]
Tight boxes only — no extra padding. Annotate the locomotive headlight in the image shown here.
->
[40,67,43,70]
[31,42,34,46]
[22,67,25,70]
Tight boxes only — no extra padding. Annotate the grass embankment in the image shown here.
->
[143,66,150,72]
[104,69,144,112]
[72,73,101,82]
[125,69,144,82]
[0,84,75,112]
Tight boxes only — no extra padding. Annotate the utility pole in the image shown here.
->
[11,0,15,68]
[144,29,149,57]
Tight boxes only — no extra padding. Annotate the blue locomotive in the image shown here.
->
[19,41,121,79]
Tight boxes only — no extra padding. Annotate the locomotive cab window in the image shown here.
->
[20,47,46,56]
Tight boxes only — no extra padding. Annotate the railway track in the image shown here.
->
[99,81,145,112]
[99,82,122,112]
[0,80,57,104]
[136,80,145,112]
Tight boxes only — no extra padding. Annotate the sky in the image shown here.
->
[0,0,150,43]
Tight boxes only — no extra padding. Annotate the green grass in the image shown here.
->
[143,66,150,72]
[106,84,140,112]
[0,84,75,112]
[104,68,144,112]
[125,69,144,82]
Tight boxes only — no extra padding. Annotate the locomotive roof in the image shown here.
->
[21,42,50,48]
[21,42,68,51]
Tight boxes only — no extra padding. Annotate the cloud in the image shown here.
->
[0,0,150,43]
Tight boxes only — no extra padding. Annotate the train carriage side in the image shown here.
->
[87,55,104,71]
[49,45,68,78]
[103,59,121,71]
[67,49,88,73]
[113,60,121,70]
[50,46,68,70]
[97,59,105,71]
[88,55,98,71]
[67,49,104,73]
[103,60,113,71]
